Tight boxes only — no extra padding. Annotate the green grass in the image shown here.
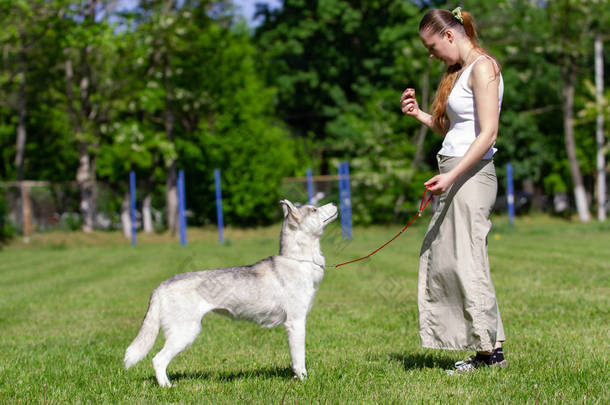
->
[0,216,608,404]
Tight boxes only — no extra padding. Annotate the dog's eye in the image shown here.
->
[309,207,318,212]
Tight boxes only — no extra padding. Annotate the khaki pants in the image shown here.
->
[418,155,505,352]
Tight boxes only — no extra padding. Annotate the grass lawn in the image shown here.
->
[0,215,608,403]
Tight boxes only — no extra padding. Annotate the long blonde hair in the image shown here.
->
[419,9,501,131]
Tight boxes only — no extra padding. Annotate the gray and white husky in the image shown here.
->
[124,200,338,387]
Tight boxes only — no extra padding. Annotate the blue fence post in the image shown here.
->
[506,163,515,227]
[338,161,352,240]
[338,162,345,234]
[214,168,224,244]
[342,161,352,240]
[177,170,187,246]
[306,168,314,204]
[129,170,137,247]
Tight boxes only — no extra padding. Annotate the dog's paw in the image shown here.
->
[294,370,307,381]
[155,375,173,388]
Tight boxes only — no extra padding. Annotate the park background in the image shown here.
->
[0,0,609,404]
[1,0,609,235]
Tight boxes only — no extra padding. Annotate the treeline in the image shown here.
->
[1,0,609,230]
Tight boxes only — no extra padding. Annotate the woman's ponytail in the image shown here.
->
[461,10,478,42]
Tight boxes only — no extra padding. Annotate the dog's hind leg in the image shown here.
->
[152,321,201,387]
[151,301,210,389]
[285,318,307,380]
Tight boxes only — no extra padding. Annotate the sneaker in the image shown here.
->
[489,347,508,368]
[447,348,507,375]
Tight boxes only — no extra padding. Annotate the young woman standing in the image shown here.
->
[400,7,507,373]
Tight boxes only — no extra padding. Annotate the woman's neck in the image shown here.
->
[458,42,479,67]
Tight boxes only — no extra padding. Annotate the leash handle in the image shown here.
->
[332,187,433,268]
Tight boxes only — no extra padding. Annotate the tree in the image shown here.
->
[254,0,437,223]
[123,0,225,233]
[62,0,124,231]
[594,35,606,221]
[477,0,606,218]
[546,0,598,221]
[105,0,301,228]
[185,22,303,225]
[0,0,68,231]
[578,38,609,222]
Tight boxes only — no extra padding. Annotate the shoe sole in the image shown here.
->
[446,360,508,375]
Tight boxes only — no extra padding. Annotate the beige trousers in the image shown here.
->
[418,155,505,352]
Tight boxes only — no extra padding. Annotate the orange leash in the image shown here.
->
[331,188,434,268]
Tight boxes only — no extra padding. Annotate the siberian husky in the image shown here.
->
[124,200,338,387]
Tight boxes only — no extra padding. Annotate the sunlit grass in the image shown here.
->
[0,215,608,403]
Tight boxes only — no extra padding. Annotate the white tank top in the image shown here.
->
[438,55,503,159]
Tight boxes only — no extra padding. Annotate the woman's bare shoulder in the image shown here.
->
[472,55,501,79]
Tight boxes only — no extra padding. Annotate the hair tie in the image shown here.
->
[452,7,464,24]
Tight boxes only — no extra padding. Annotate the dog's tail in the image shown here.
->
[124,289,161,369]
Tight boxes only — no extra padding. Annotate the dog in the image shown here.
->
[124,199,338,387]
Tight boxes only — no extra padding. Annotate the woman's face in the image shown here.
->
[419,29,458,66]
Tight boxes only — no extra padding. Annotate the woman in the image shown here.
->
[400,7,507,373]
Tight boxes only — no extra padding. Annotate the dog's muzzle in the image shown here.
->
[321,203,338,224]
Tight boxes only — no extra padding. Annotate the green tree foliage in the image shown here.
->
[183,23,303,225]
[464,1,564,194]
[256,0,610,219]
[102,1,302,226]
[494,0,608,217]
[0,0,76,182]
[0,0,608,228]
[255,0,441,223]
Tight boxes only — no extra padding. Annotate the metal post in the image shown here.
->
[214,168,224,244]
[338,162,345,235]
[338,161,352,240]
[177,170,187,246]
[129,171,137,246]
[306,168,314,204]
[342,161,352,240]
[506,163,515,227]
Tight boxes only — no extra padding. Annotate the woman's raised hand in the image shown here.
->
[401,88,420,118]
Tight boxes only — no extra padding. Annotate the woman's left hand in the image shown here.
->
[424,172,457,195]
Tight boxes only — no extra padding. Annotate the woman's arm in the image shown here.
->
[401,88,448,136]
[424,58,500,194]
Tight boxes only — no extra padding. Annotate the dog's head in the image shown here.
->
[280,199,338,237]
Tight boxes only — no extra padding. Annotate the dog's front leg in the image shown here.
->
[284,318,307,380]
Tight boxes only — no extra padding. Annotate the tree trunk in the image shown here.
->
[595,35,606,221]
[164,61,178,234]
[562,66,590,222]
[15,42,27,183]
[77,143,95,232]
[15,40,27,234]
[143,159,157,233]
[121,192,131,239]
[166,163,178,235]
[79,43,96,232]
[64,2,98,232]
[143,193,153,233]
[66,52,95,232]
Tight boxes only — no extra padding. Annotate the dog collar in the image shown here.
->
[282,256,325,269]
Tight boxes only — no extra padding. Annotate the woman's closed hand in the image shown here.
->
[401,88,420,117]
[424,172,457,195]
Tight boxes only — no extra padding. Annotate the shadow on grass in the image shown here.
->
[387,352,457,370]
[146,365,294,384]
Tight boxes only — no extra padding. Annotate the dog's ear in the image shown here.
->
[280,199,302,222]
